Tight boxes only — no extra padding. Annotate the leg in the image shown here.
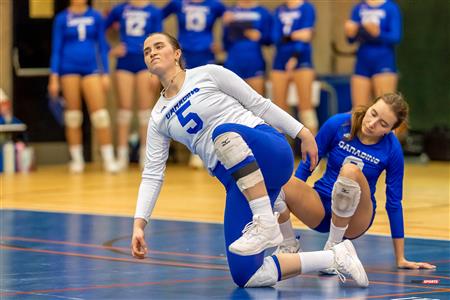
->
[60,75,84,173]
[270,71,290,112]
[351,75,372,108]
[245,76,265,95]
[292,68,318,134]
[372,72,398,97]
[136,71,158,167]
[115,70,135,169]
[81,74,118,172]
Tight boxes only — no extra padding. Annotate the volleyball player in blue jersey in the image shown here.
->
[274,93,436,270]
[106,1,162,169]
[345,0,402,107]
[271,0,318,134]
[48,0,118,173]
[222,0,272,95]
[162,0,226,69]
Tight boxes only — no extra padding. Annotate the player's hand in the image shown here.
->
[222,11,234,25]
[131,219,148,259]
[397,258,436,270]
[48,74,60,98]
[285,56,298,72]
[344,20,359,38]
[291,29,312,42]
[297,127,318,171]
[362,22,380,37]
[110,43,127,57]
[244,29,261,41]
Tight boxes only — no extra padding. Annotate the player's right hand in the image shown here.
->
[131,219,148,259]
[297,127,318,171]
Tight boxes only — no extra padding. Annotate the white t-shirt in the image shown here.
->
[135,64,304,221]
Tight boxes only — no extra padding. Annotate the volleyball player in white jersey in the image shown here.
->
[131,32,369,288]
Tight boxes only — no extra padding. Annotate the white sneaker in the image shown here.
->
[245,256,278,287]
[273,237,301,254]
[188,154,203,169]
[229,214,283,256]
[69,161,85,173]
[117,156,129,171]
[330,240,369,287]
[320,240,338,275]
[103,160,120,174]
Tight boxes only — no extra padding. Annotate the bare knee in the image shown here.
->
[339,163,363,182]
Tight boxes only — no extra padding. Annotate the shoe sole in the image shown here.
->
[229,232,283,256]
[342,240,369,287]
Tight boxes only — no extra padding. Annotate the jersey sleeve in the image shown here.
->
[134,119,171,222]
[271,9,284,44]
[206,65,304,138]
[347,4,361,44]
[260,8,273,45]
[300,3,316,29]
[214,1,226,18]
[50,14,64,74]
[162,0,179,19]
[374,2,402,44]
[104,4,121,29]
[295,115,342,181]
[152,7,163,32]
[95,12,110,73]
[385,138,405,238]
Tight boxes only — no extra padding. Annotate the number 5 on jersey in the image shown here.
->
[176,100,203,134]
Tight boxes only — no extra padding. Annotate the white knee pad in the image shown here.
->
[245,256,278,287]
[90,109,111,128]
[138,109,151,126]
[64,110,83,128]
[299,109,318,130]
[117,109,132,125]
[331,176,361,218]
[273,189,287,214]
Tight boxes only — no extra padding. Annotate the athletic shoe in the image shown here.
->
[245,256,278,287]
[229,214,283,256]
[273,237,302,254]
[320,240,338,275]
[103,160,120,174]
[330,240,369,287]
[69,161,85,173]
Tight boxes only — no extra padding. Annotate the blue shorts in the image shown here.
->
[313,188,376,239]
[355,47,397,78]
[183,50,215,69]
[212,124,294,287]
[225,54,265,79]
[116,53,147,73]
[273,45,313,71]
[59,62,100,76]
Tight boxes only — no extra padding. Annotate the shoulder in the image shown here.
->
[90,8,104,19]
[328,113,351,126]
[385,132,403,155]
[302,1,316,11]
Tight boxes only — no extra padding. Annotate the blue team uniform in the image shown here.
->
[50,8,110,76]
[349,0,402,77]
[272,2,315,71]
[295,113,405,239]
[105,2,162,73]
[222,5,272,79]
[162,0,226,68]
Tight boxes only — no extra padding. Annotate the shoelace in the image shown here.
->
[334,254,353,283]
[241,216,261,238]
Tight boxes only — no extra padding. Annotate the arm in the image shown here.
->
[372,3,402,44]
[104,4,119,30]
[291,3,315,43]
[96,12,110,74]
[162,0,178,19]
[207,65,318,169]
[345,5,361,44]
[131,120,171,258]
[153,8,163,33]
[259,8,272,46]
[271,10,284,44]
[48,14,64,97]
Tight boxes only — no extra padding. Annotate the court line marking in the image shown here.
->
[0,276,230,297]
[339,287,450,299]
[3,209,449,241]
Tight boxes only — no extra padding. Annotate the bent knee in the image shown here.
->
[339,163,363,181]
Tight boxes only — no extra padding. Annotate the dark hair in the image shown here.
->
[348,92,409,140]
[147,32,186,70]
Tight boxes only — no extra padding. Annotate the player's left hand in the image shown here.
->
[244,29,261,41]
[362,22,380,37]
[297,127,318,171]
[397,258,436,269]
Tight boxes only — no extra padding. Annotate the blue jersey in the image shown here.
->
[105,2,162,55]
[272,1,315,53]
[349,1,402,51]
[295,113,405,238]
[162,0,226,52]
[50,8,110,75]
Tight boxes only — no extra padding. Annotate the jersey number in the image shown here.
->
[77,24,86,41]
[186,11,207,32]
[342,156,364,171]
[126,17,146,37]
[176,100,203,134]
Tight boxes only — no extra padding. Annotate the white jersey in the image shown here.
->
[135,64,304,221]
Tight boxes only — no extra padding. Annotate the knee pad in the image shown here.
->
[214,132,263,191]
[298,109,318,130]
[245,256,279,287]
[90,109,111,128]
[117,109,132,125]
[64,110,83,128]
[138,109,151,126]
[331,176,361,218]
[273,189,287,214]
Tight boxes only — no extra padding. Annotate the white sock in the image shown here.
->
[327,221,348,245]
[117,146,128,161]
[249,196,275,221]
[69,145,84,163]
[100,144,115,163]
[279,218,296,241]
[299,250,334,274]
